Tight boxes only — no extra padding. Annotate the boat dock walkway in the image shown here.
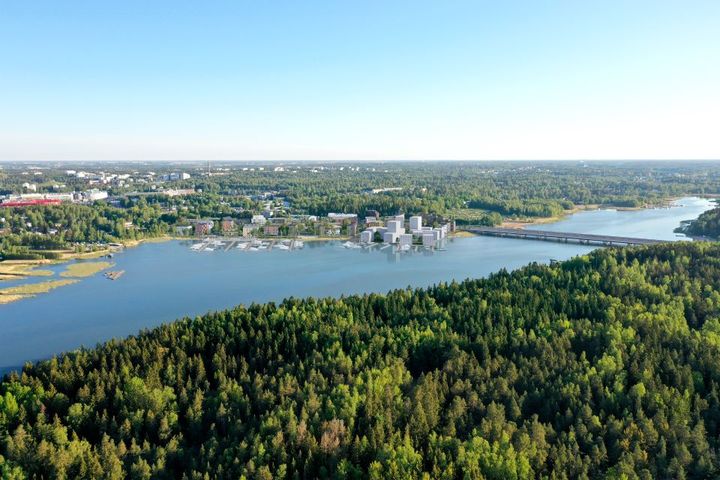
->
[465,227,668,246]
[190,236,304,252]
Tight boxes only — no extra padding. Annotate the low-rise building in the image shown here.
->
[348,221,358,236]
[242,224,256,237]
[360,230,374,243]
[327,213,358,223]
[175,225,193,236]
[194,220,214,236]
[264,225,280,236]
[221,217,235,233]
[85,189,109,201]
[251,215,267,225]
[365,209,380,219]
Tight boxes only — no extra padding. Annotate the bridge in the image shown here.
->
[464,227,668,246]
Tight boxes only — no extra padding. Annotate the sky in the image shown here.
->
[1,1,719,161]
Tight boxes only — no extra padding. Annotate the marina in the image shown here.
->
[189,237,305,252]
[0,197,712,374]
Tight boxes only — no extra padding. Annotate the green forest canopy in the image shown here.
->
[682,206,720,239]
[3,242,720,478]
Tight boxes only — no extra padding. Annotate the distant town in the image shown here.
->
[0,163,459,258]
[2,161,718,263]
[188,212,454,253]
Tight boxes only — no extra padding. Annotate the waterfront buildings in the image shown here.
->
[221,217,235,233]
[360,230,374,243]
[251,215,267,225]
[264,225,280,236]
[359,214,451,247]
[242,224,255,237]
[194,220,214,236]
[399,233,413,247]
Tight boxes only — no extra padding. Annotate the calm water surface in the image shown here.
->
[0,197,713,372]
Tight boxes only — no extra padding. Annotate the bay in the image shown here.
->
[0,196,713,373]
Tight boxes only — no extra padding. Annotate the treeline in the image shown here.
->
[0,201,171,259]
[682,205,720,238]
[3,242,720,478]
[466,197,571,218]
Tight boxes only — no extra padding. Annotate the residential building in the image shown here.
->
[251,214,267,225]
[194,220,214,236]
[242,224,256,237]
[327,213,358,223]
[348,221,358,236]
[409,215,422,231]
[383,231,399,244]
[264,225,280,236]
[386,220,404,234]
[175,225,193,236]
[85,189,109,201]
[360,230,374,243]
[422,233,436,247]
[399,233,413,247]
[221,217,235,233]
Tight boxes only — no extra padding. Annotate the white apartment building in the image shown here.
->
[360,230,374,243]
[399,233,413,247]
[422,233,436,247]
[383,231,399,244]
[251,215,267,225]
[386,220,404,234]
[409,215,422,231]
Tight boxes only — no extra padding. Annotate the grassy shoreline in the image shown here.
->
[60,261,114,278]
[0,279,79,304]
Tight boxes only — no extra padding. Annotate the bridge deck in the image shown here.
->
[465,227,667,246]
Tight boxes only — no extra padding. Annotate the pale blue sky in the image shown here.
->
[1,1,719,160]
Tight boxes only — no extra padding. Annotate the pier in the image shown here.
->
[465,227,668,246]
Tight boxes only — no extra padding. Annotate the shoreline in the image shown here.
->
[499,197,683,229]
[0,235,179,304]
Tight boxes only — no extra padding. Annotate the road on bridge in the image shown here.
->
[464,227,668,246]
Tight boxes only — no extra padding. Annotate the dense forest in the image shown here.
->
[0,201,172,259]
[5,161,720,223]
[3,242,720,478]
[681,206,720,239]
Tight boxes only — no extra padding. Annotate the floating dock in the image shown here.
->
[104,270,125,280]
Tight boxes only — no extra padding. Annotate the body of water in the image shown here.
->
[0,197,713,372]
